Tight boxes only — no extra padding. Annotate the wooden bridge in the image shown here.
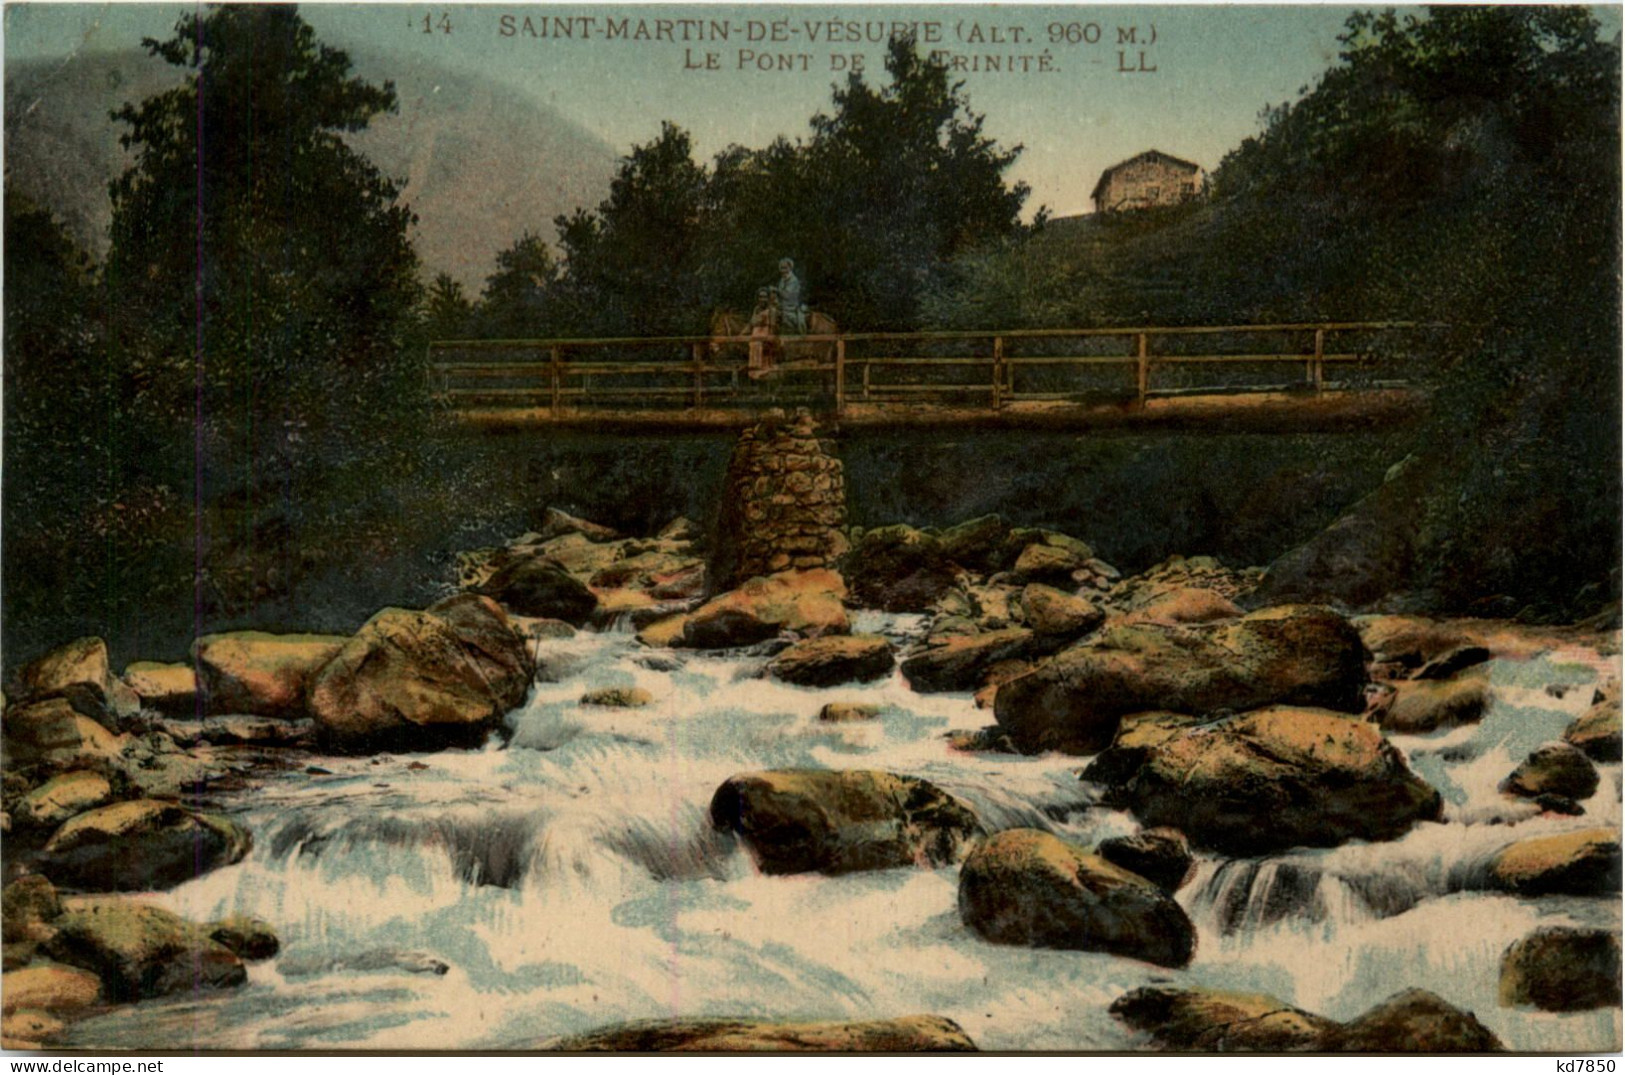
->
[429,321,1439,432]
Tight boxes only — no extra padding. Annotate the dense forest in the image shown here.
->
[4,4,1620,663]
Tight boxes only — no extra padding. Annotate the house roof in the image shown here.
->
[1091,149,1203,201]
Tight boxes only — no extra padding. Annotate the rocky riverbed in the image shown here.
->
[2,506,1619,1052]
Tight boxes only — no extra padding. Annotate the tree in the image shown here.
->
[108,5,422,491]
[104,4,427,617]
[423,272,475,339]
[477,233,557,337]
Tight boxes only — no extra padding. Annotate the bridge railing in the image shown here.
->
[427,321,1438,417]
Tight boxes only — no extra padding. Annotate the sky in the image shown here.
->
[5,3,1621,218]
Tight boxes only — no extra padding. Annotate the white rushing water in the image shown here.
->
[65,621,1621,1051]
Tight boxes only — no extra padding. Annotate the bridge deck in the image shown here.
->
[430,322,1440,432]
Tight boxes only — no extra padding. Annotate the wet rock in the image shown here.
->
[509,615,578,645]
[657,516,700,542]
[1565,691,1622,762]
[995,605,1367,755]
[151,716,314,748]
[1412,645,1492,680]
[957,828,1195,967]
[1010,540,1091,587]
[767,635,895,687]
[1487,828,1621,897]
[309,594,534,752]
[3,1009,65,1049]
[1501,742,1599,802]
[13,771,114,831]
[41,897,247,1001]
[580,687,653,708]
[819,702,880,723]
[1111,986,1335,1050]
[1532,794,1585,816]
[1322,988,1503,1052]
[946,727,1020,754]
[14,637,138,728]
[1087,706,1441,855]
[636,613,691,648]
[39,800,251,892]
[277,948,450,978]
[1097,828,1193,893]
[191,631,348,718]
[683,570,848,649]
[208,917,281,961]
[900,629,1035,694]
[2,698,126,772]
[1020,584,1104,639]
[0,962,102,1016]
[938,514,1012,574]
[533,1014,978,1052]
[1356,615,1470,672]
[1379,676,1491,734]
[3,876,63,968]
[972,659,1036,710]
[120,662,197,716]
[1499,927,1622,1011]
[842,525,962,613]
[480,556,600,624]
[709,769,982,875]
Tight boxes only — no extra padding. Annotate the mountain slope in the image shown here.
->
[4,46,616,291]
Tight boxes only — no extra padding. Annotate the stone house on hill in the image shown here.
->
[1091,150,1205,214]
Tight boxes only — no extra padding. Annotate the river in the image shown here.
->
[64,614,1621,1051]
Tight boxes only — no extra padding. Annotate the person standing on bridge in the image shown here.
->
[772,258,807,335]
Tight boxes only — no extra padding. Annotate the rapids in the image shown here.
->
[63,617,1621,1051]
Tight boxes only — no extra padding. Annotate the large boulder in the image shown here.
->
[683,570,848,649]
[39,800,251,892]
[13,637,138,728]
[191,631,347,718]
[1565,690,1622,762]
[1500,742,1599,802]
[13,771,114,831]
[842,525,962,613]
[995,605,1367,754]
[308,594,535,752]
[2,698,126,772]
[956,828,1195,967]
[1321,988,1503,1052]
[120,662,198,716]
[1499,927,1621,1012]
[1008,536,1094,588]
[40,898,251,1001]
[1085,706,1441,855]
[533,1015,977,1052]
[1487,829,1621,897]
[1111,986,1336,1051]
[1356,615,1472,671]
[709,769,982,875]
[1252,456,1429,609]
[1120,587,1243,626]
[766,635,895,688]
[480,556,600,624]
[901,629,1035,694]
[1378,676,1491,734]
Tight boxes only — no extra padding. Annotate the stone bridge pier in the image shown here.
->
[708,408,849,593]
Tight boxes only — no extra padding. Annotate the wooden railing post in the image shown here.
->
[863,359,872,401]
[834,337,846,417]
[550,345,562,415]
[992,336,1005,411]
[1136,332,1150,406]
[692,342,705,409]
[1312,327,1325,395]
